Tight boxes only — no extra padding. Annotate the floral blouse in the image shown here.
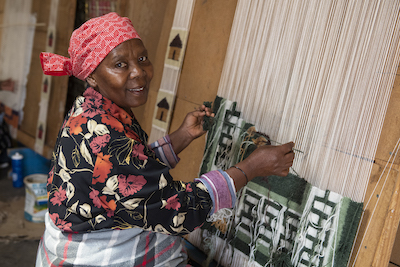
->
[47,87,235,235]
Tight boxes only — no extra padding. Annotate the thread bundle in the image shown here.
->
[216,0,400,203]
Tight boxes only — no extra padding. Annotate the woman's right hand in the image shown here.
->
[226,142,295,190]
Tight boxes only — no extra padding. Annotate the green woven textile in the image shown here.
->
[188,96,363,267]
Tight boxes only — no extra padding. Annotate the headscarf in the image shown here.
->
[40,12,141,81]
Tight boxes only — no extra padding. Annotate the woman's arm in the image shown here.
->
[168,105,214,154]
[225,142,295,190]
[168,104,295,191]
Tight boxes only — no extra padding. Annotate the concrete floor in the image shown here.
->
[0,165,43,267]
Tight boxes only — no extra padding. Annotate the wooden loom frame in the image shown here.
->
[349,63,400,266]
[204,2,400,265]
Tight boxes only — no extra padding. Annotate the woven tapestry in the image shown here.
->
[186,96,363,267]
[149,0,196,143]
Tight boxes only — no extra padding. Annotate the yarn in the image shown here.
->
[202,101,215,131]
[270,248,293,267]
[187,1,400,265]
[216,0,400,203]
[187,96,362,266]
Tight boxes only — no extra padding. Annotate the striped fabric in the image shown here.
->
[151,135,236,216]
[36,213,191,267]
[195,170,236,214]
[151,136,237,215]
[150,135,180,169]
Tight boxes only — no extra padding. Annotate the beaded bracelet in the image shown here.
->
[233,166,248,184]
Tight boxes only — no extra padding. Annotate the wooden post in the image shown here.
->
[372,170,400,266]
[350,63,400,266]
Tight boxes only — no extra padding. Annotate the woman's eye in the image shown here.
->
[139,56,148,62]
[116,62,127,68]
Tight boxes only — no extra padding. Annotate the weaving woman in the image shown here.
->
[35,12,295,266]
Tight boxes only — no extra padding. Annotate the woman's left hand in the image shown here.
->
[169,105,214,154]
[182,105,214,139]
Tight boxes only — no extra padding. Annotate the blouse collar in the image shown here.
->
[83,87,134,125]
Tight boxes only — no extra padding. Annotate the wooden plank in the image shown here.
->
[390,222,400,265]
[350,63,400,266]
[19,0,50,137]
[373,173,400,265]
[17,0,76,157]
[130,0,177,132]
[169,0,238,181]
[176,0,238,106]
[43,0,76,154]
[350,168,399,266]
[17,128,54,159]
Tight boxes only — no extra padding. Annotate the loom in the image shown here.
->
[183,0,400,266]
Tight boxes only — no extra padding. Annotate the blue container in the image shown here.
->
[8,148,51,177]
[11,152,24,187]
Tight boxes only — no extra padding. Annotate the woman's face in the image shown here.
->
[87,39,154,113]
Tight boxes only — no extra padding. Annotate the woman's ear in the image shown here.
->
[86,74,97,88]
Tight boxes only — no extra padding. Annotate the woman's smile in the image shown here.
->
[128,87,144,92]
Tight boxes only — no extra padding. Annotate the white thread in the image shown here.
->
[217,0,400,203]
[350,137,400,266]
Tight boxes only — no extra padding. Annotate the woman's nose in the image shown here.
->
[129,63,145,79]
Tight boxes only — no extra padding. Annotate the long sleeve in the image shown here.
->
[150,136,236,214]
[150,135,180,169]
[47,88,235,235]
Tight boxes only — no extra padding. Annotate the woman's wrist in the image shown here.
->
[232,165,248,184]
[226,164,252,191]
[168,128,195,155]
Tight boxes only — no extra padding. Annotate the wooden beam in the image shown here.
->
[350,63,400,266]
[17,129,53,159]
[372,171,400,266]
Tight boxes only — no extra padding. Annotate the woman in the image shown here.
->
[36,12,294,266]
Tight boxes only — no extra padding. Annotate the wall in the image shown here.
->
[16,0,76,158]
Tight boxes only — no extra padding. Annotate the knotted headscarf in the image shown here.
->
[40,12,141,81]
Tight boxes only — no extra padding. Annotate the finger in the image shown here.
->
[200,104,209,112]
[285,150,295,159]
[191,109,206,117]
[195,105,205,112]
[279,169,290,177]
[205,111,214,117]
[284,161,294,168]
[203,106,213,113]
[281,142,295,154]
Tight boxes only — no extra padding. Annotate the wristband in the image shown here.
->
[233,165,248,184]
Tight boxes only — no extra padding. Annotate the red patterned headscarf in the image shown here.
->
[40,12,141,81]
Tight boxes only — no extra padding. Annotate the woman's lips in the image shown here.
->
[128,87,144,92]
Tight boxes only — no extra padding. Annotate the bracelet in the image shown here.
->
[233,166,248,184]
